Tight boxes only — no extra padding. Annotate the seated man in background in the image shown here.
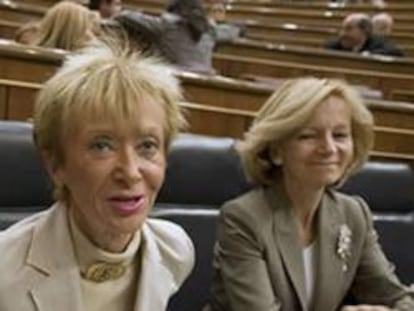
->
[89,0,122,19]
[325,13,404,57]
[372,12,393,37]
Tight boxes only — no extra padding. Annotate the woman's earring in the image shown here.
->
[272,157,283,166]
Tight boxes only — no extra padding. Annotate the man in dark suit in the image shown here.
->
[325,13,404,57]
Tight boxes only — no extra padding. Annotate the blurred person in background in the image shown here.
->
[34,1,101,51]
[325,13,403,56]
[89,0,122,19]
[372,13,393,37]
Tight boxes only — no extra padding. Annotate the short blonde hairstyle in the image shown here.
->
[237,77,374,186]
[34,45,186,199]
[34,1,99,51]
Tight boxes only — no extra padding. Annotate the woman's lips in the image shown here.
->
[107,195,146,216]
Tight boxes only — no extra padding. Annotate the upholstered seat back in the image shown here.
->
[0,121,52,229]
[157,134,251,208]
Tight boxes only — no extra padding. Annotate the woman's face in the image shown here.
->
[51,98,166,243]
[275,96,354,190]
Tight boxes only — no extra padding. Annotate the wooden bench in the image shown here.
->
[0,78,256,138]
[129,1,414,33]
[0,1,45,24]
[0,19,20,39]
[244,32,414,57]
[392,90,414,103]
[1,37,413,108]
[0,39,63,82]
[242,20,414,47]
[124,0,414,13]
[1,77,414,161]
[215,39,414,75]
[2,1,414,52]
[212,53,414,101]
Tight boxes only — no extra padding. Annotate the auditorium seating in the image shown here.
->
[0,121,412,311]
[0,121,51,229]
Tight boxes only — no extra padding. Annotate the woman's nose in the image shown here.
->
[319,134,337,154]
[115,147,143,185]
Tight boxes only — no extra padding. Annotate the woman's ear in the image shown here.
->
[269,143,283,166]
[41,151,64,185]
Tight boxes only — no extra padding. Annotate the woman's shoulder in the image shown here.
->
[220,187,273,228]
[145,217,193,249]
[222,187,267,212]
[0,211,45,247]
[329,189,372,229]
[144,218,195,284]
[0,210,49,279]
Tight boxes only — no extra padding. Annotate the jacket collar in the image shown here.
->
[266,185,347,311]
[312,190,347,311]
[25,204,176,311]
[26,203,83,311]
[266,184,307,310]
[133,222,176,311]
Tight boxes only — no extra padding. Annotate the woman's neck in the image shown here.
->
[283,177,324,246]
[71,209,134,253]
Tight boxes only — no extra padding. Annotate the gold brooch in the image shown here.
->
[83,262,126,282]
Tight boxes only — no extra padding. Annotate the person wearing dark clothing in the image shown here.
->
[115,0,215,73]
[325,13,404,57]
[114,0,240,73]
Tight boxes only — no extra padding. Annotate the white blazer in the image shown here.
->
[0,203,194,311]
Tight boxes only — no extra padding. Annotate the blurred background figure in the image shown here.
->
[207,0,243,42]
[34,1,101,51]
[325,13,403,57]
[209,2,226,22]
[89,0,122,19]
[14,21,40,45]
[115,0,217,73]
[372,12,393,37]
[114,0,240,74]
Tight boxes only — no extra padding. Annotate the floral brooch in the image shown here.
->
[337,224,352,272]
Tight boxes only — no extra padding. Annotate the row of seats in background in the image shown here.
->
[0,120,413,311]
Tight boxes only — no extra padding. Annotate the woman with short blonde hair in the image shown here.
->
[207,77,414,311]
[0,45,193,311]
[238,78,373,187]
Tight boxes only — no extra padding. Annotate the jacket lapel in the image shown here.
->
[312,192,347,311]
[26,204,83,311]
[134,223,176,311]
[266,185,308,311]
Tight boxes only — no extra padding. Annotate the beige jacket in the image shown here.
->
[0,203,194,311]
[208,185,414,311]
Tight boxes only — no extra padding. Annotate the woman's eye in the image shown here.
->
[334,132,350,140]
[138,139,159,157]
[89,139,113,153]
[297,133,316,140]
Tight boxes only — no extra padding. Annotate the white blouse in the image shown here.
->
[303,242,317,308]
[69,211,142,311]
